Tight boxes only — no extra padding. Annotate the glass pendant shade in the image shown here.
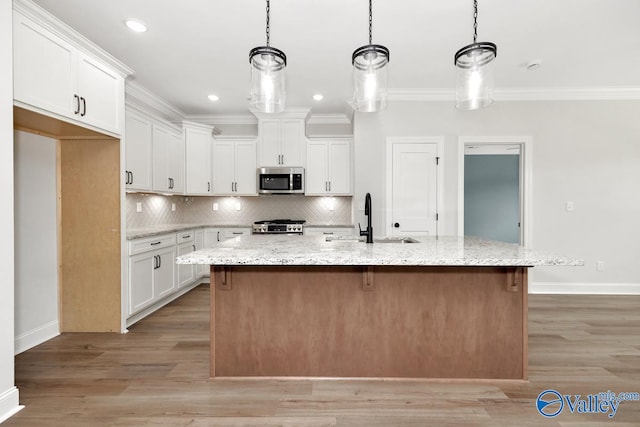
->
[352,44,389,112]
[250,46,286,113]
[455,42,496,110]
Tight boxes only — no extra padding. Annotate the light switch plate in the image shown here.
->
[212,203,219,211]
[171,203,176,211]
[136,202,142,212]
[566,201,575,212]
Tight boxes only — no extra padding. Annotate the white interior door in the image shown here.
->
[388,142,439,236]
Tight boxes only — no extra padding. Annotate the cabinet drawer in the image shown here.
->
[176,230,195,243]
[128,233,176,256]
[222,228,251,239]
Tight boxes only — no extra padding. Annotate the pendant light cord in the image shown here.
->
[369,0,373,44]
[266,0,271,47]
[473,0,478,43]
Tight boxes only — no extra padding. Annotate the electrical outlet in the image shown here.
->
[566,201,575,212]
[136,202,142,212]
[212,203,219,211]
[235,201,242,211]
[596,261,606,271]
[171,203,176,211]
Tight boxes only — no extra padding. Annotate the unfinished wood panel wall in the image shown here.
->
[60,138,121,332]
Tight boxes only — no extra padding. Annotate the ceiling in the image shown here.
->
[32,0,640,119]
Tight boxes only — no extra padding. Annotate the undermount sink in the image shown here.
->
[374,237,420,244]
[325,236,419,244]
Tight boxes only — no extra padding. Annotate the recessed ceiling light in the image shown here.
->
[125,19,147,33]
[313,94,324,101]
[208,94,220,102]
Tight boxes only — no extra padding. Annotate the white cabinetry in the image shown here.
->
[306,139,352,195]
[304,227,355,237]
[258,117,307,167]
[213,138,257,196]
[176,230,196,288]
[127,233,176,316]
[125,110,153,191]
[13,10,124,135]
[153,124,184,194]
[184,122,213,195]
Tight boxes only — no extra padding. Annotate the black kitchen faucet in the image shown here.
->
[359,192,373,244]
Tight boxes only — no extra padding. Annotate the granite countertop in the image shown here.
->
[176,234,583,267]
[126,224,251,240]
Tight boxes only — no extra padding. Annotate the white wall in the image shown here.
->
[0,0,21,422]
[14,130,60,354]
[353,100,640,287]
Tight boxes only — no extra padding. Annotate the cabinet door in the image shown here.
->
[154,246,176,299]
[167,131,185,193]
[152,125,170,192]
[13,12,75,119]
[194,229,207,277]
[76,52,122,134]
[125,112,153,191]
[177,243,196,288]
[328,141,352,195]
[204,228,221,248]
[212,141,235,195]
[259,119,281,166]
[185,127,212,195]
[128,253,155,315]
[281,119,304,166]
[305,142,328,195]
[234,141,257,195]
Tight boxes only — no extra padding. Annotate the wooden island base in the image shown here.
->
[210,266,528,380]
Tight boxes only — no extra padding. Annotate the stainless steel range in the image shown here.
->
[252,219,305,235]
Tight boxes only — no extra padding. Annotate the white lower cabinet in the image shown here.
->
[177,230,196,288]
[127,228,205,324]
[127,233,176,316]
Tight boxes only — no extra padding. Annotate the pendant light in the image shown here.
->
[249,0,286,113]
[454,0,497,110]
[352,0,389,112]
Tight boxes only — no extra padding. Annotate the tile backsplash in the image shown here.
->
[126,193,352,228]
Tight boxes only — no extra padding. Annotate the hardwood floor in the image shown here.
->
[6,284,640,426]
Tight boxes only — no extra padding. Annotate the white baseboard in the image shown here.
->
[0,387,23,424]
[14,320,60,355]
[530,282,640,295]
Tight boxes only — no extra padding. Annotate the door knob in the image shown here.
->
[394,222,400,228]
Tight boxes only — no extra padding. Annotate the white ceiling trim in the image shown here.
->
[388,87,640,102]
[125,81,185,121]
[307,114,352,125]
[183,114,257,126]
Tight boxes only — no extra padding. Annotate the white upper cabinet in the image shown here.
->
[184,122,213,195]
[256,112,308,167]
[212,138,257,196]
[13,10,126,135]
[306,139,352,195]
[125,111,153,191]
[153,124,184,194]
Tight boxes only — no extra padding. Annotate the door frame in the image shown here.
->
[457,136,533,246]
[385,136,444,236]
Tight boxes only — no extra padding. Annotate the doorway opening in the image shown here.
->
[457,137,533,246]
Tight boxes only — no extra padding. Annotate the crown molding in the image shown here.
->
[388,87,640,102]
[183,114,257,126]
[125,81,185,122]
[13,0,133,78]
[494,87,640,101]
[307,114,352,125]
[249,108,311,121]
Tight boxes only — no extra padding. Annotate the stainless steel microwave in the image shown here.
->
[257,167,305,194]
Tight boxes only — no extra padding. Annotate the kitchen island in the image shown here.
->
[177,235,581,380]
